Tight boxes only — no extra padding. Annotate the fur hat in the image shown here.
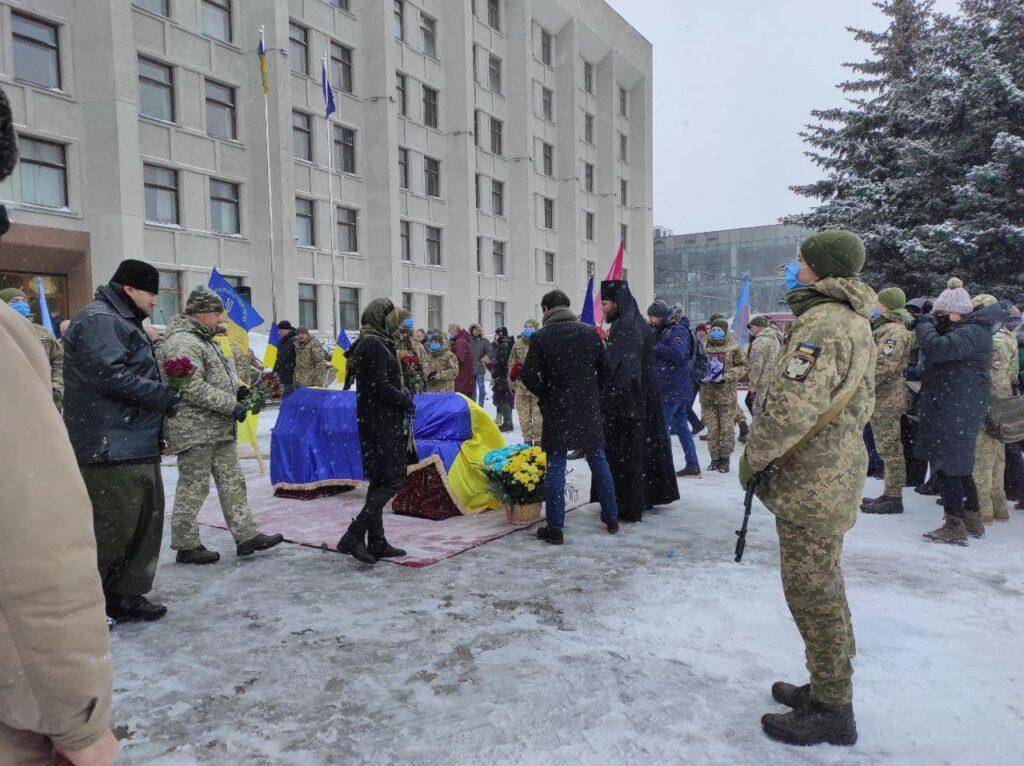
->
[0,287,27,303]
[184,286,224,314]
[600,280,627,301]
[110,259,160,294]
[933,277,973,315]
[646,301,671,319]
[877,287,907,311]
[799,230,866,279]
[747,315,770,329]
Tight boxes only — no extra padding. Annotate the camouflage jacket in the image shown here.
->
[990,327,1019,400]
[31,322,63,408]
[744,278,877,535]
[509,335,536,396]
[396,334,427,394]
[157,314,239,453]
[701,336,748,389]
[871,312,913,415]
[422,345,458,393]
[747,326,783,394]
[293,337,328,389]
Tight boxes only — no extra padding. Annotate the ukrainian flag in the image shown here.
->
[264,323,282,370]
[257,34,270,94]
[332,328,351,384]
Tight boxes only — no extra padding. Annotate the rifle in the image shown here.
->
[735,467,772,563]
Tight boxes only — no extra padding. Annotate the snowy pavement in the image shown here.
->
[113,400,1024,765]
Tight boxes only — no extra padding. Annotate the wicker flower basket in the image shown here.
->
[504,501,542,525]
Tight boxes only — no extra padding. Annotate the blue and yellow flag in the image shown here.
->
[257,34,270,94]
[264,324,282,370]
[332,328,351,384]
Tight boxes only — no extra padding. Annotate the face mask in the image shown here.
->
[402,317,415,330]
[935,314,953,333]
[427,341,441,352]
[709,328,726,341]
[10,300,31,318]
[784,261,803,292]
[523,327,535,339]
[870,310,882,320]
[448,333,455,341]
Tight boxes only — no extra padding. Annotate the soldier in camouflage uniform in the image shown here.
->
[421,330,458,393]
[1,287,63,410]
[157,286,283,565]
[745,315,783,418]
[395,309,427,394]
[699,318,747,472]
[740,230,876,747]
[971,295,1019,524]
[708,313,750,442]
[861,287,914,514]
[292,327,329,389]
[509,320,543,444]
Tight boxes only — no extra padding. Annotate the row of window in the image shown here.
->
[142,163,241,235]
[288,21,354,93]
[396,73,439,129]
[397,148,442,198]
[293,198,360,253]
[290,112,357,174]
[133,0,235,44]
[392,1,438,58]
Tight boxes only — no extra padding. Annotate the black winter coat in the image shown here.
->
[62,285,176,465]
[351,334,414,482]
[274,333,298,384]
[491,336,514,398]
[520,308,608,452]
[915,303,1009,475]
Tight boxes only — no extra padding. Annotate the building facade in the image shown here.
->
[0,0,652,336]
[653,223,813,321]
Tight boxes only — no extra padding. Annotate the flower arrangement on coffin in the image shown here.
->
[483,444,548,524]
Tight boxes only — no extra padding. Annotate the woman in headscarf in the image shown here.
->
[490,327,515,431]
[336,298,416,564]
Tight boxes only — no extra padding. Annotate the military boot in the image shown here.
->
[237,533,285,557]
[771,681,811,710]
[717,457,730,474]
[862,496,903,514]
[106,595,167,623]
[993,502,1010,521]
[761,701,857,746]
[923,515,968,546]
[962,511,986,539]
[176,545,220,565]
[336,519,377,564]
[707,458,721,472]
[738,421,749,444]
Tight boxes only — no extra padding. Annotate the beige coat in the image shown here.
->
[0,302,113,757]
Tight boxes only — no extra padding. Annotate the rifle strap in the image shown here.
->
[772,372,865,471]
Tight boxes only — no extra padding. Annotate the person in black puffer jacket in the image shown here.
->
[490,327,514,431]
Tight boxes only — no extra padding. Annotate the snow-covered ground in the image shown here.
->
[113,398,1024,765]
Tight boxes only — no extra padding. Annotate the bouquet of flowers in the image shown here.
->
[482,444,547,506]
[163,356,196,391]
[238,374,276,413]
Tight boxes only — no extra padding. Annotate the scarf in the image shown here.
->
[542,306,576,326]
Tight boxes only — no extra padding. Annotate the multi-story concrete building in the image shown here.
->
[0,0,652,336]
[654,223,813,321]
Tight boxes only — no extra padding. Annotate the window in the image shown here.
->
[473,110,482,146]
[205,79,236,139]
[584,112,594,144]
[393,1,404,40]
[143,164,178,224]
[334,125,356,174]
[494,300,506,329]
[400,220,411,261]
[138,57,174,122]
[492,241,506,275]
[420,13,437,57]
[292,112,312,161]
[476,236,484,271]
[396,73,407,116]
[398,148,410,189]
[541,87,553,121]
[402,292,413,314]
[474,174,482,210]
[134,0,168,16]
[289,22,308,75]
[330,0,350,10]
[543,251,555,283]
[330,42,353,94]
[424,157,440,198]
[619,85,628,117]
[202,0,231,43]
[428,294,443,330]
[12,13,61,90]
[585,211,594,241]
[339,287,360,330]
[490,116,503,155]
[491,179,504,216]
[543,197,554,229]
[540,29,552,66]
[19,137,67,208]
[337,207,358,252]
[584,161,594,192]
[488,54,502,94]
[477,299,485,327]
[542,142,553,176]
[295,197,315,246]
[620,178,628,206]
[298,284,318,329]
[209,179,240,234]
[422,86,439,128]
[426,226,442,266]
[586,260,595,279]
[156,270,181,323]
[487,0,501,31]
[619,132,628,161]
[620,223,628,247]
[583,61,594,94]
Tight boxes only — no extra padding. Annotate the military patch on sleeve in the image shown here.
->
[880,338,898,357]
[782,342,821,381]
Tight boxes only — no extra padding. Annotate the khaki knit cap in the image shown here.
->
[748,315,771,329]
[799,229,866,279]
[877,287,907,311]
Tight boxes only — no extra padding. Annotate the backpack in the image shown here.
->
[985,395,1024,444]
[688,327,710,382]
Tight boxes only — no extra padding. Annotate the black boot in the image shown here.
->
[717,457,730,474]
[707,458,721,472]
[862,496,903,514]
[692,420,706,436]
[175,545,220,565]
[368,521,407,558]
[499,423,514,432]
[537,526,564,545]
[676,465,702,478]
[237,533,285,557]
[771,681,811,709]
[738,420,749,443]
[761,700,857,746]
[336,519,377,564]
[106,595,167,623]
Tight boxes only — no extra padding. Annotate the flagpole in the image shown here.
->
[260,26,278,323]
[323,53,340,339]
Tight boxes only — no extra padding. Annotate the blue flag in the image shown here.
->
[580,275,595,326]
[321,60,336,118]
[36,277,54,334]
[733,277,751,347]
[209,268,264,330]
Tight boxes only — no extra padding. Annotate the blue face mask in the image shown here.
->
[402,317,415,330]
[523,327,535,339]
[870,310,882,320]
[10,300,31,318]
[709,328,726,341]
[427,341,441,352]
[784,261,803,292]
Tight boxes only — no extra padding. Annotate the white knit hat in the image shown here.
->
[932,277,973,315]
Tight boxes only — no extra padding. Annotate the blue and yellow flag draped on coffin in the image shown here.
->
[270,390,504,514]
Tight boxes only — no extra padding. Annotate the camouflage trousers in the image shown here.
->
[972,429,1007,523]
[871,412,906,496]
[172,440,259,550]
[700,382,737,459]
[516,388,543,445]
[734,400,747,427]
[777,516,856,706]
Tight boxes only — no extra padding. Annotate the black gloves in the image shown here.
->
[236,385,250,402]
[233,403,249,422]
[164,393,182,418]
[914,313,937,328]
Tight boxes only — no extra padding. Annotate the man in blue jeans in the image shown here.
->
[647,302,701,477]
[521,290,620,543]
